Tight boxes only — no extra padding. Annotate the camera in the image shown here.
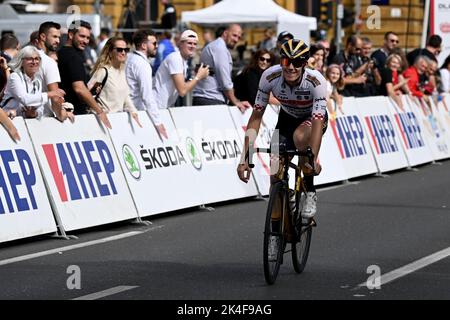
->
[195,63,215,76]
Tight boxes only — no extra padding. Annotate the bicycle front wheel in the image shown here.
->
[263,181,286,285]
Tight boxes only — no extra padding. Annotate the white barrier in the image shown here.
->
[314,116,349,185]
[25,115,139,232]
[386,95,433,167]
[0,118,57,243]
[3,94,450,244]
[229,105,279,196]
[354,96,410,173]
[107,111,204,216]
[328,97,378,179]
[436,94,450,142]
[406,96,450,161]
[170,106,259,204]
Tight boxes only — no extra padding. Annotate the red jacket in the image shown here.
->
[403,66,423,98]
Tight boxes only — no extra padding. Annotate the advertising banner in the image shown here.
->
[26,115,138,231]
[386,95,433,166]
[107,111,204,216]
[229,105,279,196]
[327,97,378,179]
[406,96,450,161]
[170,106,258,204]
[354,96,409,172]
[0,118,57,243]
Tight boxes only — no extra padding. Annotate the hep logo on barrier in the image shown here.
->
[42,140,117,202]
[330,115,367,159]
[0,149,37,214]
[364,115,399,155]
[394,112,425,150]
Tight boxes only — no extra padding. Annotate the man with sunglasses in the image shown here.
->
[371,32,399,71]
[126,30,168,139]
[237,39,328,218]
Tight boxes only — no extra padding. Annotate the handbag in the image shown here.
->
[90,67,108,101]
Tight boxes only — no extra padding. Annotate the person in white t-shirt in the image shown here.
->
[153,30,209,109]
[34,21,70,121]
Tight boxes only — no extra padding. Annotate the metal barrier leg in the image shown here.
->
[132,217,152,226]
[199,204,215,212]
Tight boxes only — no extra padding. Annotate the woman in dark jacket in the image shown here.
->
[234,49,275,105]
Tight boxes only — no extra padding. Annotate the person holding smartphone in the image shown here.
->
[1,46,64,119]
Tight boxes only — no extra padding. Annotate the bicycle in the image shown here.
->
[248,145,316,285]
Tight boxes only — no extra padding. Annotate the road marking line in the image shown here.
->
[356,246,450,289]
[72,286,139,300]
[0,226,163,267]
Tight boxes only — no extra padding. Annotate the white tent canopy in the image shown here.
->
[181,0,317,43]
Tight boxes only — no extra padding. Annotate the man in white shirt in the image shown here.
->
[126,30,168,139]
[153,30,209,110]
[35,21,69,121]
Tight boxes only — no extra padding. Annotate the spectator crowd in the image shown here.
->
[0,19,449,142]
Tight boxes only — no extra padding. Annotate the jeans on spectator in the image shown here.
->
[192,97,225,106]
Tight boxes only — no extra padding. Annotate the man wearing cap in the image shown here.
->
[270,31,294,64]
[192,24,252,112]
[153,30,209,109]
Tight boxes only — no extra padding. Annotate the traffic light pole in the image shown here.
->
[335,0,343,54]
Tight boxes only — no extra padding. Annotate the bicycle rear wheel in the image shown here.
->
[263,181,286,285]
[292,192,313,274]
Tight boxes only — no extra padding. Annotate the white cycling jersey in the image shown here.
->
[254,65,328,121]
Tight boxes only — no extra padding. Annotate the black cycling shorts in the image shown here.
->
[271,108,328,152]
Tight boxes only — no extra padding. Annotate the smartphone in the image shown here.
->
[195,64,215,76]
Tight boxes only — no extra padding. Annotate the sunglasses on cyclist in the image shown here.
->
[114,47,130,53]
[280,57,306,68]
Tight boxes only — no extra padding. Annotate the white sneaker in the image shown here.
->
[301,192,317,218]
[268,235,279,261]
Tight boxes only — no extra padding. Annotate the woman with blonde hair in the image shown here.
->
[1,46,64,119]
[88,37,141,126]
[325,64,345,119]
[380,53,410,110]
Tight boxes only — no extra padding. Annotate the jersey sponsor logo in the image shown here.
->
[393,112,425,150]
[266,71,282,82]
[294,90,310,95]
[277,98,313,106]
[0,149,37,214]
[330,115,367,159]
[42,140,117,202]
[364,115,399,155]
[314,97,327,103]
[305,75,321,87]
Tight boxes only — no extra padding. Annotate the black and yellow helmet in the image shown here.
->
[280,39,310,61]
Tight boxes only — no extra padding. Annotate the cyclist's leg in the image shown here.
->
[292,114,328,218]
[292,113,329,192]
[268,110,298,224]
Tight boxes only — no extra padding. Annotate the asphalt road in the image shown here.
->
[1,160,450,303]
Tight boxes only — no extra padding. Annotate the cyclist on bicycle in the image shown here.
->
[237,39,328,218]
